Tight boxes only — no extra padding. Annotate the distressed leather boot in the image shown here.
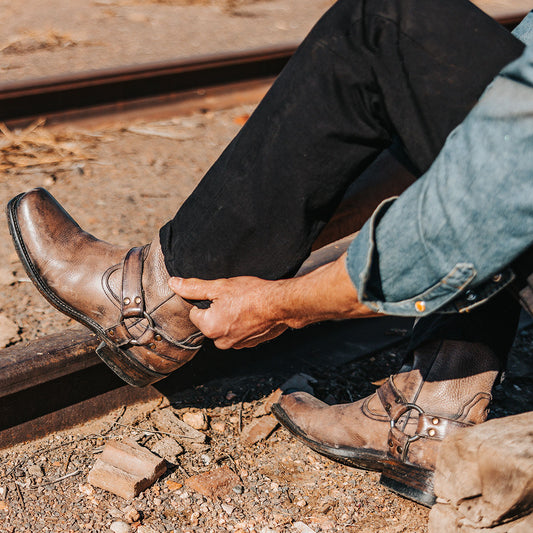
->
[272,340,500,507]
[7,188,203,387]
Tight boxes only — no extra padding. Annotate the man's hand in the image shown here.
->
[168,276,288,350]
[169,253,379,350]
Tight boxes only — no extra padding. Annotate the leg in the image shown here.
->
[273,292,521,507]
[161,0,524,280]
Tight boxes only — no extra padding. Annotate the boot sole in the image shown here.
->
[272,402,436,507]
[6,192,167,387]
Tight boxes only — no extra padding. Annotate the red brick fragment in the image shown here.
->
[241,415,279,445]
[185,465,241,499]
[88,438,166,499]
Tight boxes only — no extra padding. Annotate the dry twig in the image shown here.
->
[0,120,94,173]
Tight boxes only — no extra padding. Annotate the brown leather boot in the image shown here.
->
[272,340,500,507]
[7,188,203,387]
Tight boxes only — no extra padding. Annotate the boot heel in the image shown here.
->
[95,341,165,388]
[379,464,436,508]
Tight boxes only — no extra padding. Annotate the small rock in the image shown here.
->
[151,437,183,464]
[296,499,307,507]
[241,415,279,445]
[165,479,182,491]
[188,442,211,453]
[0,501,8,511]
[150,409,206,444]
[0,315,20,348]
[232,485,244,495]
[27,464,43,477]
[110,521,132,533]
[201,454,212,465]
[252,389,283,418]
[153,497,162,506]
[211,421,227,433]
[182,411,209,430]
[79,483,95,496]
[221,503,234,515]
[121,505,140,523]
[280,373,316,395]
[108,507,122,519]
[293,522,316,533]
[190,511,200,526]
[137,526,157,533]
[185,466,241,500]
[226,391,237,401]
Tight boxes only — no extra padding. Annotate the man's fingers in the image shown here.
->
[232,324,288,349]
[168,277,213,300]
[188,305,214,334]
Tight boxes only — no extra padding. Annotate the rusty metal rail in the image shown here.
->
[0,320,413,449]
[0,44,298,129]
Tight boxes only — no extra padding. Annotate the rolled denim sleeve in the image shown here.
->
[346,36,533,316]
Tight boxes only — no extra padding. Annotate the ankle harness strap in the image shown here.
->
[378,377,471,463]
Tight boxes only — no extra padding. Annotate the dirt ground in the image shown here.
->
[0,1,531,532]
[0,343,433,533]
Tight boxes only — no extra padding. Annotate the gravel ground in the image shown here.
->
[0,344,431,533]
[0,326,530,533]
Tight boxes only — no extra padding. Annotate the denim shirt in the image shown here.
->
[345,12,533,317]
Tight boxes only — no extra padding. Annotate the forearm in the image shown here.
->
[272,252,380,329]
[170,252,378,349]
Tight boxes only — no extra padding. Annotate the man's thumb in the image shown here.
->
[168,277,208,299]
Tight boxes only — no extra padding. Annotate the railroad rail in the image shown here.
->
[0,2,529,448]
[0,45,297,129]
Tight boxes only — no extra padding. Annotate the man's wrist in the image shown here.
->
[267,254,378,331]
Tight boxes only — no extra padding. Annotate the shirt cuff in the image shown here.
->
[345,199,514,316]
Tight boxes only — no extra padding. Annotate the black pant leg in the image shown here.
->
[160,0,524,280]
[410,292,521,372]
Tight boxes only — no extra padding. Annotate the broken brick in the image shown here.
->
[252,389,283,418]
[185,465,241,500]
[241,415,279,445]
[88,438,166,499]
